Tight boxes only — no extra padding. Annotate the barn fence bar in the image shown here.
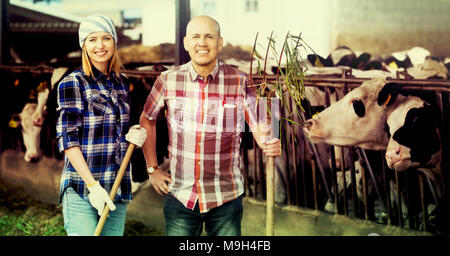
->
[1,65,449,233]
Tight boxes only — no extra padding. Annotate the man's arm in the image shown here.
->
[139,113,172,195]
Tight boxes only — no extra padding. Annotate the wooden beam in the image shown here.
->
[175,0,190,65]
[0,0,10,64]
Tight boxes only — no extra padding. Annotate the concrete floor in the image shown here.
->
[0,150,430,236]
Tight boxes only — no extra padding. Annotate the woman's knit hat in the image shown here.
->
[78,14,117,48]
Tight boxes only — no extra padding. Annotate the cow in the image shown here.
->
[303,78,396,150]
[307,46,356,68]
[405,59,448,80]
[383,47,431,74]
[385,96,441,174]
[14,84,50,162]
[4,67,68,163]
[385,94,443,221]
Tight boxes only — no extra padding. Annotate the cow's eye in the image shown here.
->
[352,99,365,117]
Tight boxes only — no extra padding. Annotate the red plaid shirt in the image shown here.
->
[143,61,262,213]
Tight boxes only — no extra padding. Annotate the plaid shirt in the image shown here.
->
[56,68,131,203]
[143,61,263,213]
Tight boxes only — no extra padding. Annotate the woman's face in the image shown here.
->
[84,31,115,72]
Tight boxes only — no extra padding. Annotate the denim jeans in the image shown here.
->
[164,194,243,236]
[62,187,127,236]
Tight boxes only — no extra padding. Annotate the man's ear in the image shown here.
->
[218,37,223,51]
[183,36,188,51]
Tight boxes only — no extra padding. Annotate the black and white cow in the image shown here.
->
[406,59,448,80]
[385,93,443,202]
[6,68,68,163]
[304,78,396,150]
[386,97,441,172]
[13,84,50,162]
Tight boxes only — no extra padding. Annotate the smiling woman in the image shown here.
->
[56,13,131,236]
[79,14,122,78]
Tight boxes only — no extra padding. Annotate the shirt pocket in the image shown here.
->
[166,97,184,131]
[219,99,241,133]
[88,93,114,116]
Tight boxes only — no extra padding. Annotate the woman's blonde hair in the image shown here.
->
[81,46,122,78]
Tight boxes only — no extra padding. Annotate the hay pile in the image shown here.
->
[118,43,252,64]
[219,44,253,61]
[118,43,175,64]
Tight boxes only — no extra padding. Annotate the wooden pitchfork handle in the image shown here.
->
[266,156,275,236]
[93,143,136,236]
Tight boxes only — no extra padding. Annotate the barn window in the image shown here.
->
[245,0,258,12]
[203,1,216,14]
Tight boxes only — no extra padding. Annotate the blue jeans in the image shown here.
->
[62,187,127,236]
[164,194,243,236]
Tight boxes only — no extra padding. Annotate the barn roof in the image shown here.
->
[7,0,136,65]
[10,0,83,24]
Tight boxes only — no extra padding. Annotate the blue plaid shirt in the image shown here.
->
[56,67,131,203]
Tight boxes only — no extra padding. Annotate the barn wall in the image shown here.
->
[331,0,450,56]
[0,150,427,236]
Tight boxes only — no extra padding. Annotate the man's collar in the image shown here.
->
[187,60,220,82]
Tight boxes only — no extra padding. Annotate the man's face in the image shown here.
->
[184,17,223,70]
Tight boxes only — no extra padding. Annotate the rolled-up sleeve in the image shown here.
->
[56,75,84,152]
[143,75,166,120]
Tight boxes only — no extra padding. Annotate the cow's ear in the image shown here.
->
[377,82,400,107]
[9,114,21,128]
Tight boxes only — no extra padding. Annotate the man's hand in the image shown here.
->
[261,138,282,157]
[149,169,173,196]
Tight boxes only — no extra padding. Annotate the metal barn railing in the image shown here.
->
[245,71,450,233]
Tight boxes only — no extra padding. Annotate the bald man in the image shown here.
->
[139,15,281,236]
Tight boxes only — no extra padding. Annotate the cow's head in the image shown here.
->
[385,96,441,171]
[13,87,50,162]
[303,78,401,150]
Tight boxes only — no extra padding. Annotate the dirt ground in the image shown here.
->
[0,178,162,236]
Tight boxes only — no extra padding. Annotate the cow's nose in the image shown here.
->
[386,146,402,166]
[387,146,401,158]
[33,117,43,127]
[25,153,40,163]
[29,156,40,163]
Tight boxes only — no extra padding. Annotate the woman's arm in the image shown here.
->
[64,146,96,185]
